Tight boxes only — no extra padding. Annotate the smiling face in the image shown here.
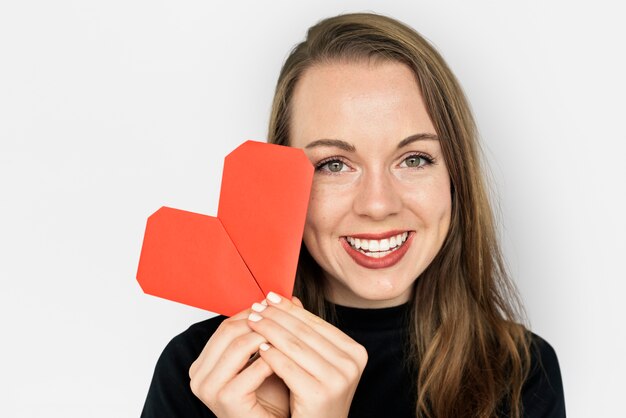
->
[289,60,452,308]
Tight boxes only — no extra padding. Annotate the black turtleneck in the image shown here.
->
[329,303,415,418]
[141,303,565,417]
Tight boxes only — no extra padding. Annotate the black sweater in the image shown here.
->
[141,303,565,417]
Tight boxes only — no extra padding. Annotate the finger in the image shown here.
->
[190,310,254,379]
[258,343,318,396]
[291,296,304,308]
[263,292,364,358]
[248,311,340,380]
[249,304,358,376]
[216,356,276,414]
[231,307,256,320]
[191,317,249,378]
[200,331,268,391]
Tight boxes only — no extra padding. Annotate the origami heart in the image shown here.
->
[136,141,313,316]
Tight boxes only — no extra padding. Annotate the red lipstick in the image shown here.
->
[340,232,414,269]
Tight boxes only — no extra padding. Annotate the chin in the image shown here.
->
[332,277,415,308]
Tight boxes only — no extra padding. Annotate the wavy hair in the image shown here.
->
[267,12,531,418]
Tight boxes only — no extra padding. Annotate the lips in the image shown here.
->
[341,231,414,269]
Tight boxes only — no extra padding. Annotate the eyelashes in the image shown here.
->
[399,153,435,168]
[314,156,351,174]
[314,152,436,174]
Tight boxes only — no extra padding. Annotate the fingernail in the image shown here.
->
[248,312,263,322]
[251,302,266,313]
[259,343,270,351]
[266,292,281,304]
[261,299,268,306]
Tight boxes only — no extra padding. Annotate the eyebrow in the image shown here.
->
[304,139,356,152]
[397,133,439,148]
[304,133,439,152]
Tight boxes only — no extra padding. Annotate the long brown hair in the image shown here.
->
[267,12,531,418]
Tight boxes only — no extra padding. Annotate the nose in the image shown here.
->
[352,169,402,221]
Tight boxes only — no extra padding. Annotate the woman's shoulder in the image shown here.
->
[141,315,228,418]
[528,332,559,369]
[521,331,566,417]
[160,315,228,365]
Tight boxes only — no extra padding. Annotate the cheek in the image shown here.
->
[304,187,325,230]
[424,179,452,216]
[429,183,452,233]
[304,181,352,232]
[303,191,335,247]
[403,177,452,227]
[437,193,452,234]
[302,191,337,258]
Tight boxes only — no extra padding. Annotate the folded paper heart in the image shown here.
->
[136,140,314,316]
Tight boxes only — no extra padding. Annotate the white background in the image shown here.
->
[1,1,624,417]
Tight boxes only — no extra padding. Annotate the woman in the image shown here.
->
[142,12,565,418]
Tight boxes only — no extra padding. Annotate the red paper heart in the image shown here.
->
[136,141,313,317]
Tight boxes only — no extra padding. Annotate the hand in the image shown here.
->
[247,293,368,418]
[189,307,290,418]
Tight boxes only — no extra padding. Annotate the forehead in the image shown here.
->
[289,61,436,149]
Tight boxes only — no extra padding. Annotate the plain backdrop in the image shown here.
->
[1,1,624,417]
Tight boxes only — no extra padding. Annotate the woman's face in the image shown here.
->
[290,61,452,308]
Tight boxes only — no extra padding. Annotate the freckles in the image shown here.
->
[308,183,336,210]
[306,189,325,216]
[305,195,335,229]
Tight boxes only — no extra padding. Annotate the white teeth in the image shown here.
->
[367,249,393,258]
[345,232,410,258]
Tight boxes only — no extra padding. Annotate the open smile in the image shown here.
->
[340,230,414,269]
